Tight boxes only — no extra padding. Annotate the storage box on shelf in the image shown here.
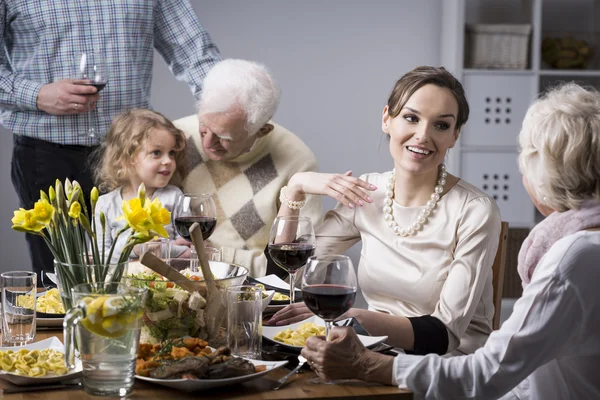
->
[465,24,532,69]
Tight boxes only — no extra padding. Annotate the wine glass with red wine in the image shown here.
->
[301,255,357,341]
[268,216,315,304]
[77,52,108,139]
[172,193,217,244]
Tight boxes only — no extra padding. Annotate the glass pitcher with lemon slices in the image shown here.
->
[64,283,147,396]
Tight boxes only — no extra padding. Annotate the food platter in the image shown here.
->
[135,358,287,392]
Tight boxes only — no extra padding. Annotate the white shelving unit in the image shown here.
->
[442,0,600,228]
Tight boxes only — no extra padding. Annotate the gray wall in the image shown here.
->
[0,1,442,276]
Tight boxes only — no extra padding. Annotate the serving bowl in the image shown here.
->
[126,260,249,344]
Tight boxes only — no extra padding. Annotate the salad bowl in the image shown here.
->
[126,261,248,344]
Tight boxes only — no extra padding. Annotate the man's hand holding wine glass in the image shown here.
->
[36,79,99,115]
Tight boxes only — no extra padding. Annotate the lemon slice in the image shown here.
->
[100,315,125,334]
[81,318,125,338]
[102,296,126,317]
[86,296,107,324]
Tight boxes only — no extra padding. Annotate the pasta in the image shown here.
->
[273,322,326,346]
[0,348,68,377]
[255,283,290,301]
[272,292,290,301]
[17,288,65,314]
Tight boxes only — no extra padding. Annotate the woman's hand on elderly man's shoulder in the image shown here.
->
[288,171,377,209]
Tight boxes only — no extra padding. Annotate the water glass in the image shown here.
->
[226,285,262,359]
[64,283,147,396]
[1,271,37,346]
[190,245,222,271]
[139,238,170,261]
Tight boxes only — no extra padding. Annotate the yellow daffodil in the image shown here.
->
[120,198,154,236]
[33,199,55,225]
[11,208,45,232]
[91,187,99,205]
[65,178,73,199]
[147,198,170,237]
[48,186,56,202]
[68,202,81,219]
[11,179,172,299]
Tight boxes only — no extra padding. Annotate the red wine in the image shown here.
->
[80,82,107,92]
[268,243,315,273]
[302,284,356,321]
[174,216,216,240]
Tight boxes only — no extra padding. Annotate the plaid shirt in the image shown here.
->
[0,0,220,146]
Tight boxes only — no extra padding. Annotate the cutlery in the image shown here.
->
[273,355,307,390]
[189,223,226,342]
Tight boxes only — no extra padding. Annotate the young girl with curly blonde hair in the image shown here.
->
[94,109,190,261]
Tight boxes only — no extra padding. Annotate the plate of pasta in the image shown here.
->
[0,337,82,385]
[262,316,388,350]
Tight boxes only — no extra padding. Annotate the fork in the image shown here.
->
[273,355,307,390]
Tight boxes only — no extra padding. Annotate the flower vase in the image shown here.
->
[54,260,128,311]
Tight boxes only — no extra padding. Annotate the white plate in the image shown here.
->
[135,358,287,392]
[262,290,275,311]
[262,316,388,350]
[0,337,82,385]
[255,275,302,294]
[45,272,58,285]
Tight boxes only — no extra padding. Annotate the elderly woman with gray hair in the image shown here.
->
[301,82,600,400]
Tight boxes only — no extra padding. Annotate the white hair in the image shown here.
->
[197,59,281,136]
[518,82,600,211]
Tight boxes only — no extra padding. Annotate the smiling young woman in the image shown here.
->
[268,66,501,359]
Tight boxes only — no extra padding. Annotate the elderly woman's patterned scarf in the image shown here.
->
[518,201,600,287]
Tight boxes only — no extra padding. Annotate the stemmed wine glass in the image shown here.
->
[302,254,357,385]
[77,52,108,139]
[172,193,217,269]
[301,255,357,341]
[268,216,315,304]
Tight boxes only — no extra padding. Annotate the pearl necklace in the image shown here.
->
[383,164,447,236]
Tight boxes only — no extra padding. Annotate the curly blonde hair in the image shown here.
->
[94,109,187,192]
[518,83,600,211]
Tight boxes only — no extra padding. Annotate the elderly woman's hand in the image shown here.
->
[267,302,314,325]
[286,171,377,209]
[301,326,368,381]
[301,327,395,384]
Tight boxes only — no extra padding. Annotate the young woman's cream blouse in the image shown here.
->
[315,171,502,354]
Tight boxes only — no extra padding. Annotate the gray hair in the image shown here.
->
[518,82,600,211]
[197,59,281,136]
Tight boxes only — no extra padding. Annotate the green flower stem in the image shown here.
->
[105,226,130,265]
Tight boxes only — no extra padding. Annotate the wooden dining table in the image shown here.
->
[0,329,413,399]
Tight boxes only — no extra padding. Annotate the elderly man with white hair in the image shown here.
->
[174,59,321,277]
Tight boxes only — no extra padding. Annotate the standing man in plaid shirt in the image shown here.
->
[0,0,221,282]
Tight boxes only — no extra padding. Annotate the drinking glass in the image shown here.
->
[268,216,316,304]
[139,238,170,261]
[1,271,37,346]
[226,285,263,359]
[301,255,357,340]
[190,245,222,271]
[64,282,147,397]
[302,255,357,385]
[172,193,217,270]
[76,52,108,139]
